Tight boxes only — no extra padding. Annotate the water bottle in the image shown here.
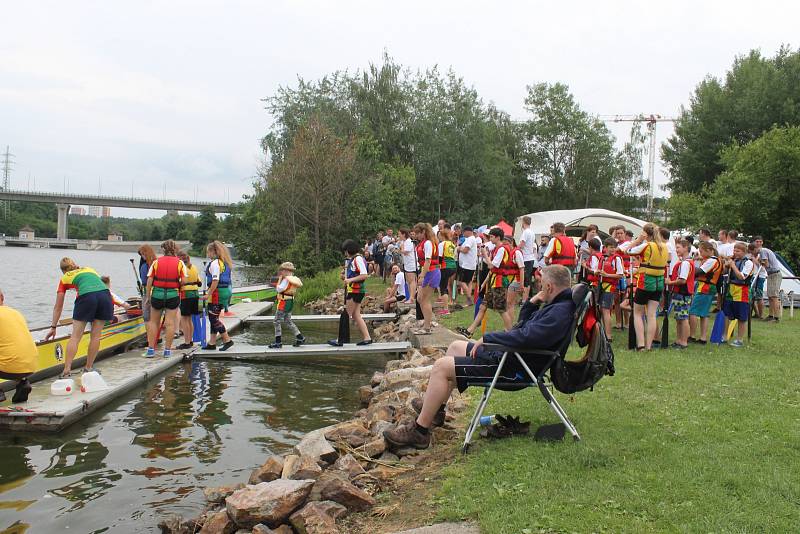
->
[479,414,496,426]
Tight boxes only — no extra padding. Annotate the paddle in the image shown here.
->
[194,261,208,347]
[627,270,637,350]
[661,287,672,349]
[710,277,728,344]
[129,258,144,298]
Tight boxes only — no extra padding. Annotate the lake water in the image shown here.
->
[0,248,389,533]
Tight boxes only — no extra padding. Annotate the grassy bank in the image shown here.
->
[432,312,799,532]
[294,269,392,307]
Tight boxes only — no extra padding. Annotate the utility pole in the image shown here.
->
[1,146,14,219]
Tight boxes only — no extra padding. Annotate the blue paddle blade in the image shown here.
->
[709,311,726,344]
[192,313,204,343]
[474,296,483,319]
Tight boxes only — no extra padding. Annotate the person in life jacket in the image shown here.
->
[585,238,624,342]
[722,242,755,347]
[437,227,458,312]
[544,222,577,272]
[202,240,235,352]
[269,261,306,349]
[665,239,696,349]
[688,241,723,344]
[502,235,526,323]
[611,225,632,329]
[137,244,157,323]
[626,223,669,351]
[176,250,201,349]
[145,239,188,357]
[412,222,441,335]
[328,239,372,347]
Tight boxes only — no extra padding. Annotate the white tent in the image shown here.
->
[513,208,649,240]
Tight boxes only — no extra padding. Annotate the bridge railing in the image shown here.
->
[0,189,234,209]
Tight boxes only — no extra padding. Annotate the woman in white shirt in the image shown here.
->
[399,228,417,303]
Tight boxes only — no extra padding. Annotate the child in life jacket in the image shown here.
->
[722,242,754,347]
[688,241,723,344]
[585,238,623,342]
[270,262,306,349]
[665,239,695,349]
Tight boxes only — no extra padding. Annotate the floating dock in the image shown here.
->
[197,341,412,361]
[0,300,273,432]
[244,313,395,324]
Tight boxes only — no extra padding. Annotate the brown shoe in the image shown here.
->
[383,422,431,450]
[410,397,445,427]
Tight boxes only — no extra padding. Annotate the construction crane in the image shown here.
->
[600,114,676,218]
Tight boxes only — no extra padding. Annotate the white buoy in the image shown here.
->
[80,371,109,393]
[51,378,75,396]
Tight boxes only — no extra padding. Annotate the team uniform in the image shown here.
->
[689,257,723,318]
[544,235,577,274]
[627,241,668,304]
[439,240,457,294]
[205,259,233,335]
[179,263,201,316]
[669,258,695,321]
[148,256,187,310]
[723,258,754,322]
[58,267,114,323]
[587,253,624,309]
[485,244,517,311]
[507,246,525,295]
[346,255,369,303]
[417,239,441,289]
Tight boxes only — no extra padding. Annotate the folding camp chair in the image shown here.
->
[461,286,593,453]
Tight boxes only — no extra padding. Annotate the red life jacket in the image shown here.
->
[670,259,696,296]
[416,240,440,270]
[550,234,576,266]
[152,255,181,289]
[585,252,604,285]
[616,241,632,271]
[490,243,519,277]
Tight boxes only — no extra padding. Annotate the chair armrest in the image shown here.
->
[482,344,560,359]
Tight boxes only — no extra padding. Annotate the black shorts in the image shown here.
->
[458,268,475,284]
[152,296,180,310]
[0,370,32,380]
[524,261,536,287]
[633,289,662,305]
[346,292,366,303]
[454,343,549,393]
[180,297,200,316]
[439,268,455,292]
[73,290,114,323]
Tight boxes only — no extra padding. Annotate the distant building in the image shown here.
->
[70,207,87,216]
[18,226,35,241]
[88,206,112,218]
[107,232,123,241]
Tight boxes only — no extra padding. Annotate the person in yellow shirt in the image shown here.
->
[177,250,201,349]
[0,288,37,403]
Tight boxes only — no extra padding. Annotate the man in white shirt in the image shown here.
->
[400,228,418,303]
[518,215,537,299]
[383,265,407,312]
[753,236,783,322]
[457,226,479,304]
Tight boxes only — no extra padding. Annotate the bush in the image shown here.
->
[293,268,344,307]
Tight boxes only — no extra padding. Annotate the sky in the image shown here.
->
[1,0,797,218]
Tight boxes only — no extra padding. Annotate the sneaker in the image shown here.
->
[176,342,193,350]
[201,344,217,351]
[356,339,373,346]
[455,327,473,339]
[651,341,661,348]
[327,339,344,347]
[293,335,306,347]
[730,340,744,347]
[144,348,156,358]
[268,342,283,349]
[219,340,234,352]
[163,349,172,358]
[383,422,431,450]
[410,397,445,427]
[11,379,32,403]
[670,343,687,350]
[697,339,707,345]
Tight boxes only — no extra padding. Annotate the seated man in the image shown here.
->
[384,265,576,450]
[0,288,38,403]
[383,264,407,313]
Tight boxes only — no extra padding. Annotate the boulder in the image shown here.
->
[384,359,405,372]
[332,454,366,478]
[360,438,386,458]
[357,385,373,406]
[252,526,274,534]
[368,420,394,438]
[283,454,323,481]
[308,471,349,502]
[368,465,402,483]
[323,420,371,448]
[365,403,396,425]
[378,451,400,463]
[409,354,435,368]
[249,455,285,485]
[158,515,191,534]
[319,477,376,512]
[289,501,346,534]
[369,372,384,387]
[294,428,338,465]
[272,526,294,534]
[378,366,433,392]
[225,479,315,528]
[204,483,245,504]
[199,510,237,534]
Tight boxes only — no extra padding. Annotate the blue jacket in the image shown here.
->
[483,288,575,352]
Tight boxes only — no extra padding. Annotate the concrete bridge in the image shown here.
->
[0,236,192,251]
[0,189,236,240]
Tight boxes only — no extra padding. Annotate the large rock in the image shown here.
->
[368,464,402,483]
[384,359,405,372]
[308,471,349,502]
[158,515,191,534]
[332,454,366,478]
[225,479,315,528]
[323,420,371,448]
[378,366,433,392]
[357,385,373,406]
[289,501,346,534]
[365,403,396,425]
[319,477,376,512]
[294,428,338,465]
[199,510,237,534]
[369,420,394,438]
[204,483,245,504]
[370,371,384,387]
[283,454,323,481]
[360,438,386,458]
[249,455,284,485]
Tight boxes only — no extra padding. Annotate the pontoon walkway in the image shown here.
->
[197,341,412,361]
[244,313,396,324]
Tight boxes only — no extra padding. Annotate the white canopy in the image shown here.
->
[513,208,649,240]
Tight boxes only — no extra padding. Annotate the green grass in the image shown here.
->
[434,315,800,533]
[294,269,392,307]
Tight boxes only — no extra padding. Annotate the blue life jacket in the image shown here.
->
[729,258,752,286]
[139,258,150,284]
[346,255,366,294]
[205,259,232,288]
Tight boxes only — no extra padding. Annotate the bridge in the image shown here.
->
[0,189,236,240]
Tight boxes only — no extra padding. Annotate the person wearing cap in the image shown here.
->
[270,262,306,349]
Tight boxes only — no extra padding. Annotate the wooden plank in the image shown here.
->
[196,341,412,361]
[244,313,396,324]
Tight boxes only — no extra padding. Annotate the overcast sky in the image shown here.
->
[1,0,796,217]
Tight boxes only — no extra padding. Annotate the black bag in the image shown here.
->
[550,320,615,394]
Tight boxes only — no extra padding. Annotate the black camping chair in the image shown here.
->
[461,284,593,453]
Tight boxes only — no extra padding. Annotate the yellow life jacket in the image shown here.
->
[277,275,303,300]
[639,241,669,276]
[181,264,200,292]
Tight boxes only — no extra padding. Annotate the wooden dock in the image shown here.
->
[244,313,395,324]
[0,300,273,432]
[197,341,412,361]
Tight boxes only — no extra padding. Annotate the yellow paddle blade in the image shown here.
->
[726,319,738,340]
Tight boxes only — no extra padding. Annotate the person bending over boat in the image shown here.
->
[144,240,188,358]
[202,241,234,351]
[45,258,114,377]
[177,250,201,349]
[0,288,37,403]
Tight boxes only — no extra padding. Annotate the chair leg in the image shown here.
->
[515,354,581,441]
[462,352,509,454]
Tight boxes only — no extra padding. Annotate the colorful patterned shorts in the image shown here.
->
[672,294,691,321]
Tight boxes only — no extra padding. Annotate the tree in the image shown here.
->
[192,208,219,251]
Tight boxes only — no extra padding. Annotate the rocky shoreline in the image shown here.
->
[159,293,464,534]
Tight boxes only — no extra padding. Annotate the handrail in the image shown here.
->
[0,188,234,209]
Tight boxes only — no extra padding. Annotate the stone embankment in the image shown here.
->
[158,298,466,534]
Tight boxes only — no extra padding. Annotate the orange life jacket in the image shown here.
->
[490,243,519,277]
[550,234,576,266]
[152,255,181,289]
[416,240,440,270]
[670,259,696,296]
[695,256,723,290]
